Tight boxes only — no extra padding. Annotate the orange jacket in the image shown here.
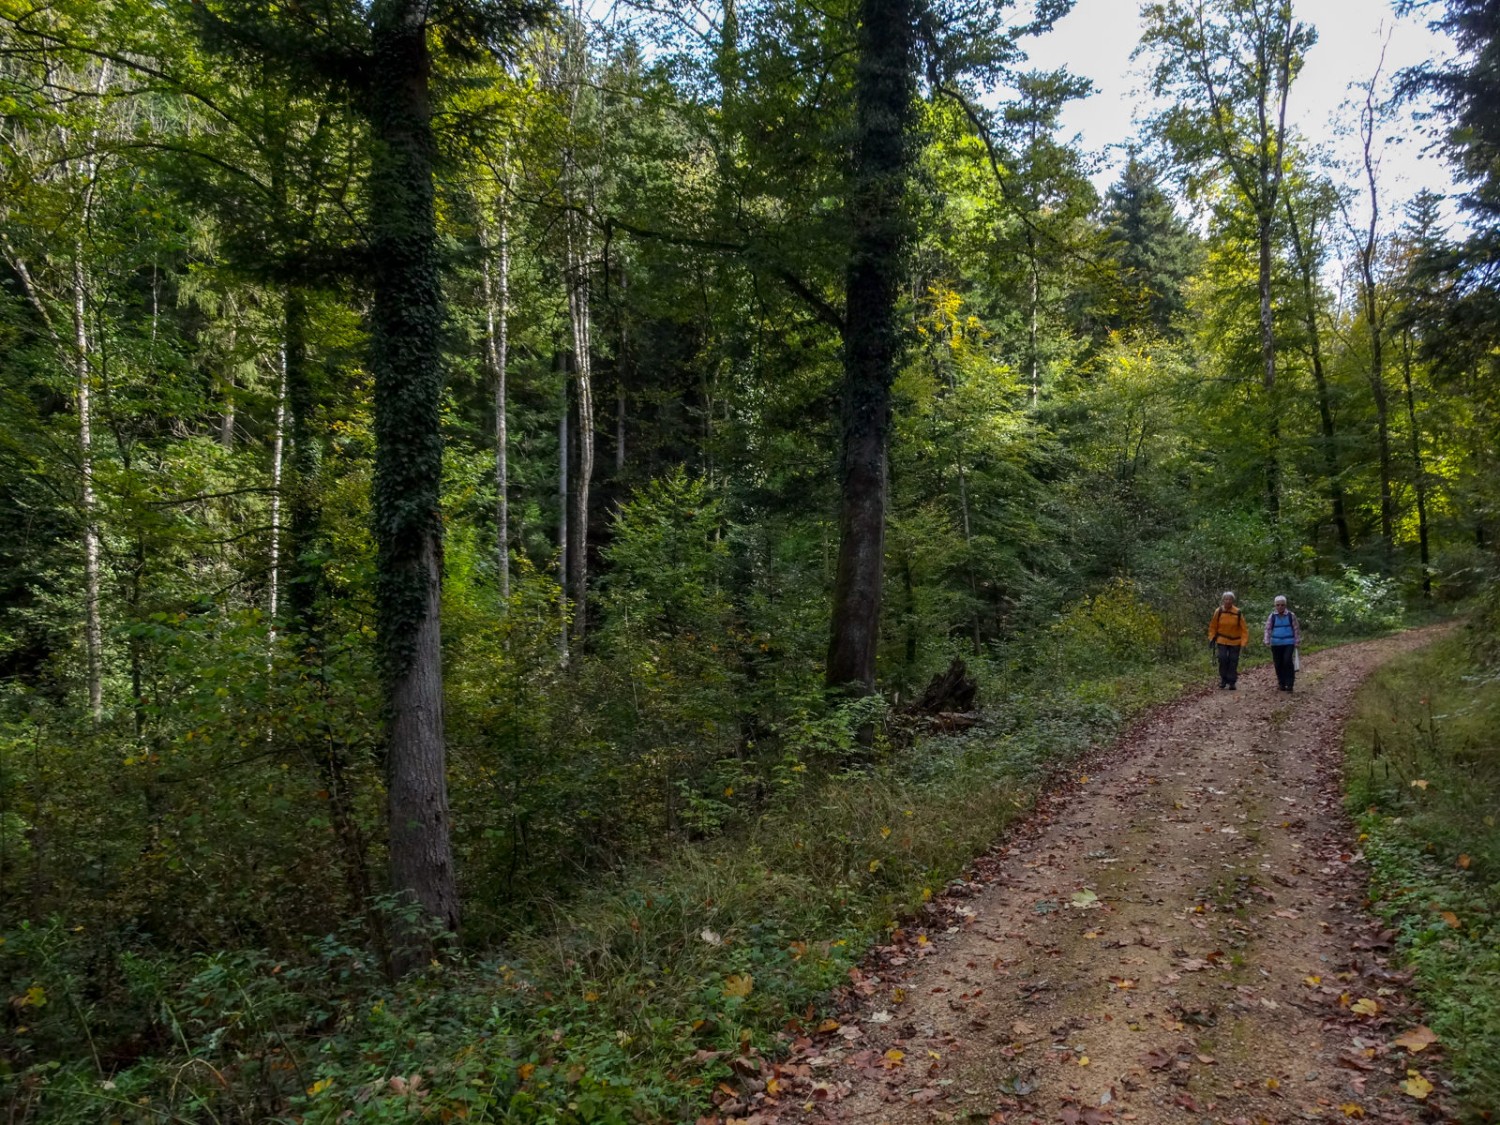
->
[1208,606,1249,647]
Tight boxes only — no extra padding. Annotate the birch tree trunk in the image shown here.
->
[268,352,288,627]
[565,224,594,643]
[558,379,570,661]
[72,245,103,722]
[481,216,511,601]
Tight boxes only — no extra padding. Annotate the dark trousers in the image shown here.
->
[1217,643,1241,686]
[1271,644,1297,690]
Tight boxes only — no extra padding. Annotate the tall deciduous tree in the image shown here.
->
[1142,0,1315,524]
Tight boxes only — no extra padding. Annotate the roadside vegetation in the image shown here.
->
[4,581,1413,1123]
[1345,610,1500,1120]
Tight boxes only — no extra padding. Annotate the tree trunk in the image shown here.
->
[558,375,571,661]
[1369,330,1394,566]
[482,216,510,601]
[72,246,103,723]
[1257,215,1280,525]
[825,0,918,695]
[1401,330,1431,597]
[268,352,288,626]
[368,0,459,963]
[1353,65,1394,568]
[565,225,594,643]
[1027,229,1039,406]
[283,290,323,632]
[1284,196,1352,554]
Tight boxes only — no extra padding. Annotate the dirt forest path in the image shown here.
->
[757,627,1457,1125]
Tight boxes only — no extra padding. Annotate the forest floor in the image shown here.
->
[752,627,1458,1125]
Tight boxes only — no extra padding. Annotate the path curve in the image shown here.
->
[753,628,1455,1125]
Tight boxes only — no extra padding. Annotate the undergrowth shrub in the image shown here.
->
[1049,577,1164,668]
[1285,565,1405,636]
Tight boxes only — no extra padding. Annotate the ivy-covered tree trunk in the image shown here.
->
[825,0,917,695]
[368,0,459,960]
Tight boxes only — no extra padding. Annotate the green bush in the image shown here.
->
[1049,577,1165,668]
[1285,565,1406,636]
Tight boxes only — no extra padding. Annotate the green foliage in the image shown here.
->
[1346,633,1500,1119]
[1049,578,1164,669]
[1,648,1203,1122]
[1283,566,1406,637]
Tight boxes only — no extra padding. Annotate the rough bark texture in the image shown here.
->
[825,0,918,695]
[368,0,459,962]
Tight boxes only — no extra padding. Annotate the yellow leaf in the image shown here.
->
[1410,778,1429,790]
[1340,1103,1366,1118]
[1351,998,1380,1017]
[816,1018,840,1033]
[921,887,932,901]
[1079,1056,1090,1067]
[518,1063,536,1081]
[723,973,754,999]
[880,826,892,839]
[1400,1072,1433,1100]
[1392,1025,1438,1053]
[723,786,734,797]
[1440,911,1461,929]
[1303,976,1322,987]
[767,1077,783,1095]
[22,985,45,1009]
[868,859,881,872]
[1458,854,1472,870]
[307,1079,332,1097]
[883,1049,906,1065]
[1265,1078,1280,1091]
[583,991,599,1002]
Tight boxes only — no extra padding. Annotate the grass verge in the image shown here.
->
[1344,630,1500,1121]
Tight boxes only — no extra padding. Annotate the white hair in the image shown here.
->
[1221,591,1236,600]
[1274,594,1288,604]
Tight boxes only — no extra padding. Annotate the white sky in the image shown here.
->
[1018,0,1461,216]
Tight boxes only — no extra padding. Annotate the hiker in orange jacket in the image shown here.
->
[1208,591,1249,690]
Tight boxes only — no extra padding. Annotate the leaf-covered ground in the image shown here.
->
[734,628,1458,1125]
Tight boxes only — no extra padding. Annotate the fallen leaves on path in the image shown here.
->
[722,630,1456,1125]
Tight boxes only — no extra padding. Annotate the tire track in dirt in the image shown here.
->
[750,627,1456,1125]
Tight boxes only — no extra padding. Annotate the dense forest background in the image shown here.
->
[1,0,1497,1120]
